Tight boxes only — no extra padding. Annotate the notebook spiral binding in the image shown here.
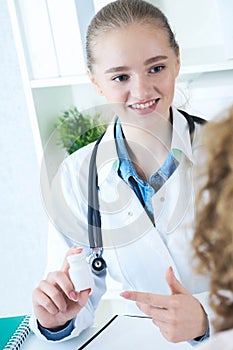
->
[4,316,31,350]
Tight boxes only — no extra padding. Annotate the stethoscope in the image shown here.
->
[87,112,206,275]
[87,130,107,275]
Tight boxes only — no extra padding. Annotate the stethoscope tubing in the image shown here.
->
[88,131,106,249]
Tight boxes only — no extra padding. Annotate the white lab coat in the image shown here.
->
[31,107,213,341]
[197,329,233,350]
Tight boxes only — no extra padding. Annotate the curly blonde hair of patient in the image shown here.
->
[193,106,233,332]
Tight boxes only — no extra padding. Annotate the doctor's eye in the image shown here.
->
[149,65,165,74]
[112,74,129,82]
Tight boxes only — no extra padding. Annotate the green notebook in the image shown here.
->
[0,315,31,350]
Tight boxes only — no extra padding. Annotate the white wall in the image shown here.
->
[179,71,233,119]
[0,0,48,315]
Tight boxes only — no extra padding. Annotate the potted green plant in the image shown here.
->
[55,106,107,155]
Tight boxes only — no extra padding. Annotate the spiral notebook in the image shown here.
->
[0,315,31,350]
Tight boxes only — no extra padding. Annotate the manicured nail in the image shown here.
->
[120,291,130,298]
[72,246,82,253]
[69,291,79,301]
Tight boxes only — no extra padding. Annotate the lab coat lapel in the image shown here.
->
[99,168,182,288]
[152,154,194,234]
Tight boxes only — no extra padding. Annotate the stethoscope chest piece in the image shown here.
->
[91,256,107,274]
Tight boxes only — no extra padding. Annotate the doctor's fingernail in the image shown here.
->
[120,291,130,298]
[69,291,79,301]
[72,246,82,252]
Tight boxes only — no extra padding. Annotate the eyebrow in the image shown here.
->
[104,55,168,74]
[104,66,130,74]
[144,55,168,65]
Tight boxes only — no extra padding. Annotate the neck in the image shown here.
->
[120,114,172,181]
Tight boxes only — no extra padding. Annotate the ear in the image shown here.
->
[87,68,103,95]
[175,50,181,78]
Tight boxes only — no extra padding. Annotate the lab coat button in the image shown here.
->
[160,197,165,202]
[128,211,133,216]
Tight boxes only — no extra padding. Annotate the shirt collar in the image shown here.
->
[171,107,194,163]
[115,119,138,183]
[96,108,195,185]
[114,107,195,167]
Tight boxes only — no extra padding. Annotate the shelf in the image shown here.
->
[179,45,233,78]
[30,61,233,89]
[30,74,89,88]
[180,59,233,76]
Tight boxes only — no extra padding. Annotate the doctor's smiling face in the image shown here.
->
[87,22,180,124]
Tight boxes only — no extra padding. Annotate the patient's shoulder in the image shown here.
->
[198,329,233,350]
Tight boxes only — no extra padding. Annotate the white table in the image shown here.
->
[21,327,98,350]
[21,317,193,350]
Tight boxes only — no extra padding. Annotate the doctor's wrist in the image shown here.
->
[39,319,73,332]
[193,309,209,343]
[37,319,74,340]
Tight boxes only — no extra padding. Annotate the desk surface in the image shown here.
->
[21,327,98,350]
[21,318,193,350]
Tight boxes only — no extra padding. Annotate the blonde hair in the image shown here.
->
[86,0,179,72]
[193,106,233,332]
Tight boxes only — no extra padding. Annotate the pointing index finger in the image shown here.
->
[120,290,170,309]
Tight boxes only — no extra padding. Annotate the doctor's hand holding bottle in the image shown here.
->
[32,247,91,330]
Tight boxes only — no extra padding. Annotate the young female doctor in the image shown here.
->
[31,0,210,344]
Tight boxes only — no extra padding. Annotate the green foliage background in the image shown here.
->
[55,107,107,155]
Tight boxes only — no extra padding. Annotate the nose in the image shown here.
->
[130,75,153,101]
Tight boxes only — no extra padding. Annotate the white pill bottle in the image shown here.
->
[67,252,94,293]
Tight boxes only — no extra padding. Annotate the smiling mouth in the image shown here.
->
[129,99,159,110]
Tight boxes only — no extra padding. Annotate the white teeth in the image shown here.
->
[131,100,156,109]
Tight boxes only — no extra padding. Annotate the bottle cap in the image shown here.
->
[67,252,85,264]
